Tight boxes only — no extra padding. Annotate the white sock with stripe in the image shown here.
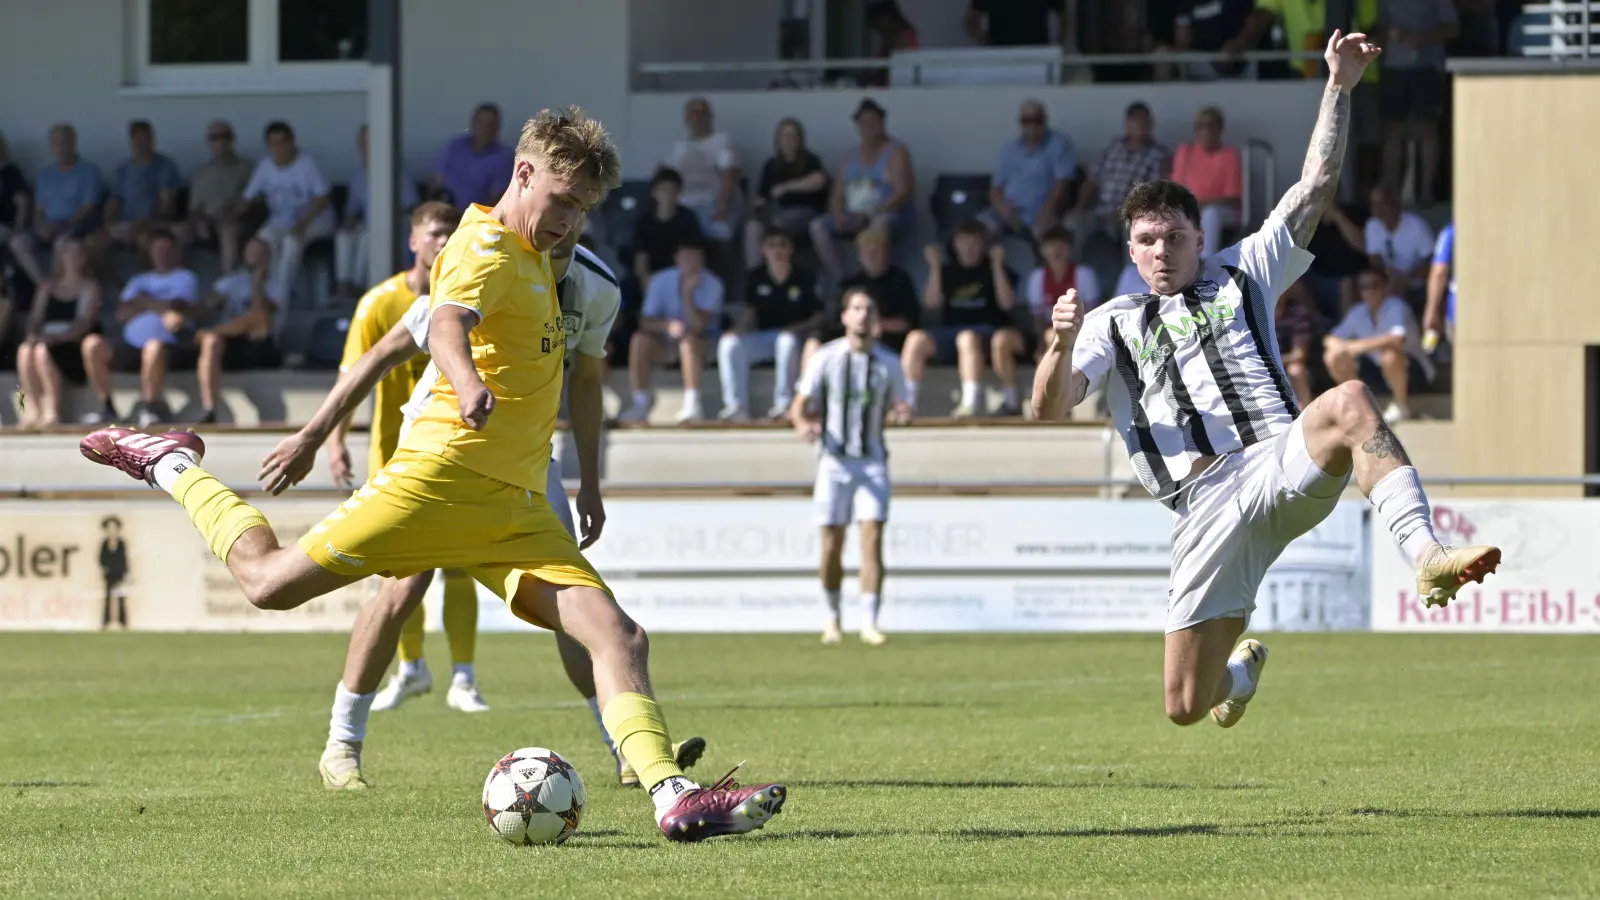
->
[150,450,202,494]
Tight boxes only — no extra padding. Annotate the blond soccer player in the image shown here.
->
[80,108,786,842]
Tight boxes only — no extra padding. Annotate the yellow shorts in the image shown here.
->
[300,449,609,626]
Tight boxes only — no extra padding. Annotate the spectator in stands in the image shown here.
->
[1165,0,1266,79]
[965,0,1067,46]
[1066,102,1171,244]
[903,221,1024,417]
[978,99,1076,243]
[430,102,512,209]
[630,168,704,288]
[811,98,915,281]
[106,229,197,427]
[187,119,253,275]
[14,235,103,428]
[1170,106,1241,259]
[8,123,103,289]
[1277,277,1325,405]
[664,97,740,243]
[0,130,31,256]
[743,118,829,269]
[335,123,421,300]
[105,120,182,251]
[803,229,922,373]
[621,235,724,424]
[1364,184,1434,299]
[1422,221,1454,351]
[1379,0,1458,207]
[718,227,824,422]
[238,121,334,303]
[1324,266,1433,423]
[1025,226,1100,348]
[1307,200,1371,316]
[194,237,284,423]
[865,0,921,85]
[1254,0,1380,79]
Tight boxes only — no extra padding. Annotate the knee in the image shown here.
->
[81,334,106,361]
[197,329,220,352]
[628,330,650,357]
[141,340,167,362]
[955,329,981,354]
[992,328,1020,356]
[1379,346,1404,368]
[1324,379,1377,427]
[717,332,740,361]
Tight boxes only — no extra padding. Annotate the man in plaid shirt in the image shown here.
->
[1066,101,1172,240]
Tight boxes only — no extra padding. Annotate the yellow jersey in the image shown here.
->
[398,204,564,494]
[342,272,431,474]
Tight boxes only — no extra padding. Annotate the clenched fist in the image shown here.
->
[1051,289,1084,345]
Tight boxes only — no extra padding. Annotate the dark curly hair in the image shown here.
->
[1116,180,1201,230]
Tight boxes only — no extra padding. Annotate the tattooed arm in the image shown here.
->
[1272,32,1381,248]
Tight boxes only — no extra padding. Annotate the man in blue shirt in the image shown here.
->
[7,123,102,287]
[620,234,725,424]
[1422,221,1454,350]
[106,120,183,250]
[977,99,1076,243]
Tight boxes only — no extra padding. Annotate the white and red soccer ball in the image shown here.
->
[481,747,586,845]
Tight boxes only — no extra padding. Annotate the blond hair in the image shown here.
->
[515,106,622,197]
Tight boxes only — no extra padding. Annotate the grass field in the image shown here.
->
[2,632,1598,898]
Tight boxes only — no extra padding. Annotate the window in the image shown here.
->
[132,0,368,93]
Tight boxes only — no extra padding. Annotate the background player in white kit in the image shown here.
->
[790,287,911,645]
[259,225,705,788]
[1032,32,1500,730]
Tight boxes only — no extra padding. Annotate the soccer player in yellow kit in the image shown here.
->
[326,200,490,713]
[80,108,786,842]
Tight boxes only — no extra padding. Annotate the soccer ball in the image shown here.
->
[481,747,586,845]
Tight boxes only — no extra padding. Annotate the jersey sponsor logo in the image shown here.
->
[1130,301,1235,364]
[322,543,365,568]
[471,226,500,257]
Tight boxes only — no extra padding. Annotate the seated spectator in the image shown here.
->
[1025,226,1100,350]
[195,237,285,423]
[902,221,1024,417]
[105,120,182,251]
[811,99,916,280]
[979,99,1076,243]
[965,0,1066,46]
[1422,221,1454,350]
[186,119,254,274]
[621,236,724,424]
[1066,103,1171,244]
[630,168,704,287]
[1167,0,1265,79]
[664,97,740,243]
[1364,184,1434,300]
[1306,200,1370,317]
[1276,277,1326,405]
[1171,106,1241,259]
[15,235,104,427]
[106,230,198,427]
[237,121,335,301]
[1323,267,1434,424]
[8,123,103,289]
[430,102,513,209]
[718,227,824,422]
[335,123,421,299]
[802,229,922,373]
[0,130,29,254]
[742,118,829,269]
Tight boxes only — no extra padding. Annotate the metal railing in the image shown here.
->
[1241,139,1277,231]
[1520,1,1600,58]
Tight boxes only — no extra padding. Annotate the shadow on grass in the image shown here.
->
[1350,807,1600,821]
[752,824,1223,841]
[7,781,93,789]
[677,700,955,711]
[792,779,1267,791]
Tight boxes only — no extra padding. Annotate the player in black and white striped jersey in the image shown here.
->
[1031,32,1500,732]
[789,287,911,645]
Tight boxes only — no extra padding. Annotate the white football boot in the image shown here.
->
[446,674,491,713]
[1211,639,1267,728]
[319,740,370,791]
[370,667,433,712]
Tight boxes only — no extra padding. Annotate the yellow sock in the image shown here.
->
[441,568,478,665]
[601,692,684,790]
[397,603,425,663]
[172,467,270,563]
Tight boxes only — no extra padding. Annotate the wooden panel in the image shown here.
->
[1453,343,1586,496]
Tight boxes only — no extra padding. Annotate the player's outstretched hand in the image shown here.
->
[576,482,606,550]
[259,431,319,495]
[1051,289,1084,346]
[1326,30,1381,90]
[459,383,495,431]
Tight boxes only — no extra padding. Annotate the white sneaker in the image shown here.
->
[676,399,705,423]
[718,404,749,422]
[446,675,491,713]
[821,619,842,644]
[319,740,369,790]
[951,401,980,418]
[860,624,887,646]
[766,403,791,421]
[617,396,654,424]
[1382,401,1410,424]
[370,668,433,712]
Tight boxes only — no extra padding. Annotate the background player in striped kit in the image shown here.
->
[790,287,910,645]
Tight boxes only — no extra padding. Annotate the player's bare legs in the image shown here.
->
[1163,617,1247,725]
[818,525,846,643]
[511,577,785,841]
[857,519,887,645]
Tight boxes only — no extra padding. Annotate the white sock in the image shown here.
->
[649,775,701,823]
[452,662,475,684]
[904,380,920,410]
[1224,658,1254,701]
[683,388,701,408]
[960,380,981,407]
[1000,385,1018,405]
[329,682,376,743]
[586,696,617,757]
[631,389,650,408]
[824,588,841,626]
[149,450,201,495]
[862,592,881,628]
[399,658,426,679]
[1369,466,1440,565]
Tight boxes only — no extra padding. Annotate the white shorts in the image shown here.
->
[1166,419,1349,634]
[813,454,890,527]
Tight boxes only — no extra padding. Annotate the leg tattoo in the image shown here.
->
[1360,423,1411,465]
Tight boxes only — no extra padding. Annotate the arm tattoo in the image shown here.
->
[1273,83,1351,247]
[1360,423,1412,465]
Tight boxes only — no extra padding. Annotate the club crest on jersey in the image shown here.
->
[1131,302,1235,364]
[1191,280,1220,299]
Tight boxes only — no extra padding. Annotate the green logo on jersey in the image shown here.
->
[1131,301,1235,363]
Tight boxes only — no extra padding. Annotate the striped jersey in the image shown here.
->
[795,338,907,463]
[399,243,621,426]
[1071,214,1313,509]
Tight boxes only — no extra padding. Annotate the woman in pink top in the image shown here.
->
[1171,106,1242,260]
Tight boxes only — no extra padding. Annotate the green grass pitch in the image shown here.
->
[2,632,1598,898]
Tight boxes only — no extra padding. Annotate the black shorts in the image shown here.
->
[221,337,281,370]
[925,324,1032,364]
[1379,67,1445,122]
[114,338,198,372]
[44,340,87,384]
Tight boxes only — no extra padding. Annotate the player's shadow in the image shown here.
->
[6,780,94,789]
[753,824,1222,841]
[681,700,954,711]
[1348,807,1600,820]
[792,778,1266,791]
